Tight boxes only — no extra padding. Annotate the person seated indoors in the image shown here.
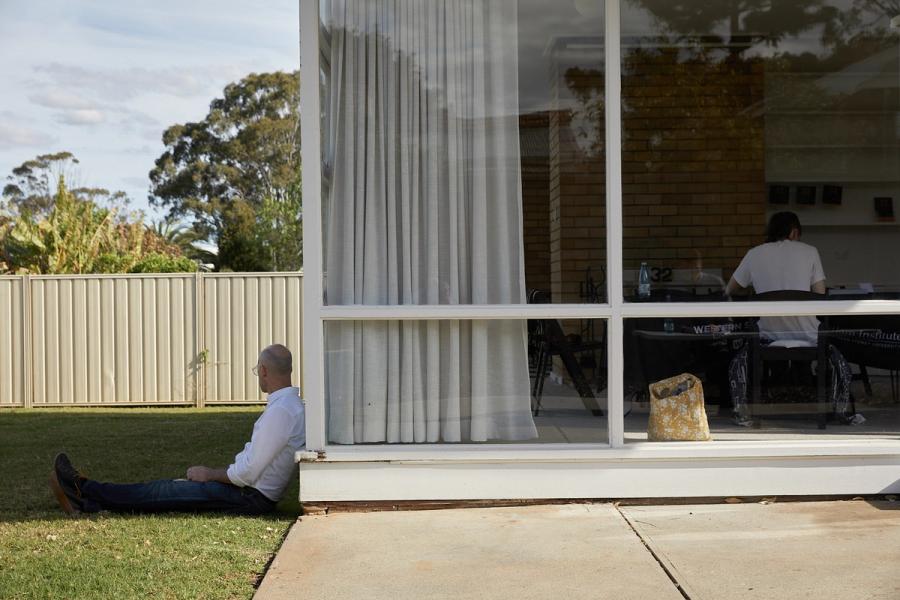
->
[689,249,726,295]
[49,344,305,515]
[724,212,855,426]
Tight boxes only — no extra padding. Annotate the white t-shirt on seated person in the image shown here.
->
[731,240,825,345]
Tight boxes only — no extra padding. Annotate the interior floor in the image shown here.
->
[527,375,900,444]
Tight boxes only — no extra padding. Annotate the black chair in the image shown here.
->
[829,315,900,403]
[527,289,605,417]
[628,314,752,413]
[749,290,830,429]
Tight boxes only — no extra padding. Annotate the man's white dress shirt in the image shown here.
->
[226,386,305,502]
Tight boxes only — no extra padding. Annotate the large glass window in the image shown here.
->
[624,314,900,441]
[617,0,900,442]
[620,0,900,301]
[319,0,606,306]
[325,319,608,444]
[310,0,900,449]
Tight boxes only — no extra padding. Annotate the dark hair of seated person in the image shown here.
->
[765,211,802,243]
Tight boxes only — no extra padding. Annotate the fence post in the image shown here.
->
[195,272,206,408]
[22,274,33,409]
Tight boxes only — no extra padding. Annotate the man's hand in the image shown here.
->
[725,276,745,298]
[186,466,230,484]
[186,466,213,482]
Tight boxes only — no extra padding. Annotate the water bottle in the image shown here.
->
[638,262,651,299]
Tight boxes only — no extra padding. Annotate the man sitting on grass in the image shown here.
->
[49,344,305,515]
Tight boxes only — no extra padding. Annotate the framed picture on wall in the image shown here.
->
[875,197,894,222]
[768,184,789,204]
[823,185,842,205]
[796,185,816,205]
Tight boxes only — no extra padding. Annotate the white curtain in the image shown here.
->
[323,0,537,443]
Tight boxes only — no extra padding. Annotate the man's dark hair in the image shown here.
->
[766,211,802,242]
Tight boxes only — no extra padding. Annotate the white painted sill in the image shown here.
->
[297,439,900,464]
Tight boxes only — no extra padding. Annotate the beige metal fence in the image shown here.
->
[0,273,302,407]
[0,277,26,407]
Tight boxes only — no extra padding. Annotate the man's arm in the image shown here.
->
[226,405,293,489]
[725,276,746,298]
[727,252,752,298]
[812,279,826,294]
[186,466,231,484]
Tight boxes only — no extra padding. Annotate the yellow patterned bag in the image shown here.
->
[647,373,712,441]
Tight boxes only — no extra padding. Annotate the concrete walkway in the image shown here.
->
[255,500,900,600]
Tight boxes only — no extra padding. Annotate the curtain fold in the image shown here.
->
[324,0,536,443]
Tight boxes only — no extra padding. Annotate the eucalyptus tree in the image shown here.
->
[149,71,301,271]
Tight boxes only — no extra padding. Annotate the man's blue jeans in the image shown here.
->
[79,478,276,515]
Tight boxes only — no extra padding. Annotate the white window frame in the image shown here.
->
[300,0,900,461]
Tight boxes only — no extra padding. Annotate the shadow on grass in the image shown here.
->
[0,407,302,524]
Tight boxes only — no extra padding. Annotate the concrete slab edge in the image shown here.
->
[616,504,697,600]
[301,493,895,515]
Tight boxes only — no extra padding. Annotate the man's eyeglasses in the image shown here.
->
[251,364,260,376]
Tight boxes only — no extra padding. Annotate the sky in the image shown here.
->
[0,0,299,220]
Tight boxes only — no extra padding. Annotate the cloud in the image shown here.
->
[33,62,248,102]
[28,82,161,131]
[28,89,96,110]
[0,123,55,149]
[0,112,55,149]
[69,2,299,55]
[54,109,106,126]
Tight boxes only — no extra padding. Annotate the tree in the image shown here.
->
[255,178,302,271]
[628,0,841,60]
[149,71,301,271]
[0,175,195,275]
[151,215,215,265]
[216,200,271,272]
[2,151,135,218]
[215,181,302,272]
[3,152,80,216]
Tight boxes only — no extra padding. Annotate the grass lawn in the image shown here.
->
[0,407,299,600]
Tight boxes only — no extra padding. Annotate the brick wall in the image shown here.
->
[621,49,766,281]
[520,50,766,386]
[520,112,551,294]
[548,65,607,304]
[520,49,767,300]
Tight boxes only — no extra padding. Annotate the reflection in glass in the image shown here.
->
[320,0,607,306]
[325,319,608,444]
[621,0,900,301]
[625,314,900,441]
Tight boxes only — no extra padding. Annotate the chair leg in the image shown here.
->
[752,346,763,428]
[859,365,873,397]
[891,370,900,403]
[596,342,608,393]
[532,347,548,416]
[817,354,827,430]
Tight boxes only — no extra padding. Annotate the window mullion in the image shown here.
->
[301,0,327,452]
[605,0,625,448]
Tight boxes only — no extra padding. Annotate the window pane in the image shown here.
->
[319,0,606,305]
[625,315,900,441]
[325,319,608,444]
[621,1,900,301]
